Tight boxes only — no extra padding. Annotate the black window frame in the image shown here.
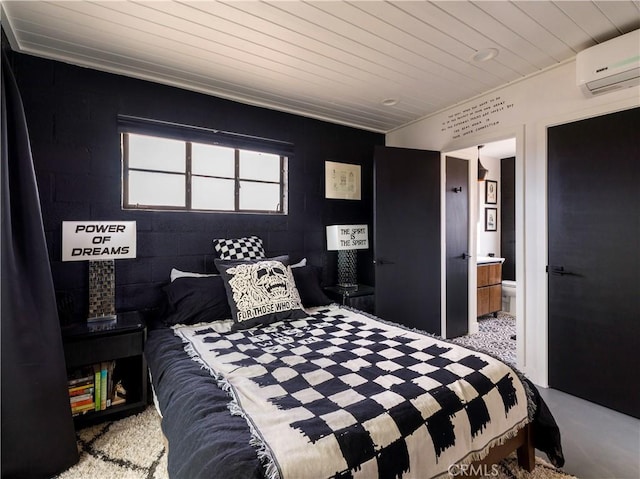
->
[119,116,292,215]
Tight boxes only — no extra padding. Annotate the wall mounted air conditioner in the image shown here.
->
[576,29,640,96]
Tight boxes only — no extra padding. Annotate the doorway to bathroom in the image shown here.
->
[445,137,518,366]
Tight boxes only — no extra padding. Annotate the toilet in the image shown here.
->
[502,280,516,314]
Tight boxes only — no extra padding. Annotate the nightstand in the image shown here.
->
[61,311,147,427]
[324,284,375,314]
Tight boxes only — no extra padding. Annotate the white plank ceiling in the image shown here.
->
[2,1,639,133]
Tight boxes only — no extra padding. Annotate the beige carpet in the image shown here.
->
[56,407,167,479]
[56,407,576,479]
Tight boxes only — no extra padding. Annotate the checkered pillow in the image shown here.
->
[213,235,265,260]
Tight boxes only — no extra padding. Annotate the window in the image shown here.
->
[121,124,288,214]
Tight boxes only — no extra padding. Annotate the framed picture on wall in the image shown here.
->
[325,161,361,200]
[485,207,498,232]
[485,180,498,204]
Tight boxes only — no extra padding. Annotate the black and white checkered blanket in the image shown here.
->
[174,306,528,479]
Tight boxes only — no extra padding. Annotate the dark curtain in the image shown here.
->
[1,52,79,477]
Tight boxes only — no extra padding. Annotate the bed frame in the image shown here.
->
[148,302,542,478]
[159,418,535,477]
[469,423,535,476]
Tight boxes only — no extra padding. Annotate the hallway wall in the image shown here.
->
[387,59,639,385]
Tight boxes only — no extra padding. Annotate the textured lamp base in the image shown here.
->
[88,260,116,322]
[337,250,358,288]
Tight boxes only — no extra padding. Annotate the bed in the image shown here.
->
[145,251,563,479]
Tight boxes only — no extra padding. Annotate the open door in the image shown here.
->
[445,156,469,338]
[374,146,441,334]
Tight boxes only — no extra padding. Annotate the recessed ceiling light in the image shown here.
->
[382,98,398,106]
[471,48,499,62]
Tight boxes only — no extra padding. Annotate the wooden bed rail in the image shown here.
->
[463,423,534,478]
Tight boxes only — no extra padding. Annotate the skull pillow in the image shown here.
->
[216,258,307,330]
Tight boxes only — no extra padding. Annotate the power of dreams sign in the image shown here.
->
[62,221,136,261]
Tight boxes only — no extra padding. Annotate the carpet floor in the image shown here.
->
[57,313,577,479]
[56,407,168,479]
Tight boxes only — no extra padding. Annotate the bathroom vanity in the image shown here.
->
[477,257,504,317]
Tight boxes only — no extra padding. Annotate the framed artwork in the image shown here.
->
[325,161,361,200]
[485,208,498,232]
[485,180,497,204]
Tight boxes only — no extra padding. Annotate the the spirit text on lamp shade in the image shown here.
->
[62,221,136,261]
[326,225,369,251]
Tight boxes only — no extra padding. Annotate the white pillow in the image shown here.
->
[170,268,218,282]
[291,258,307,268]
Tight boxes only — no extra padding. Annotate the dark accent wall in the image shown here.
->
[7,50,383,319]
[500,157,515,281]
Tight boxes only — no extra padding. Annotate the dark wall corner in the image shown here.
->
[7,49,383,317]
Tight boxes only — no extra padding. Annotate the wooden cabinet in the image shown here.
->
[477,262,502,317]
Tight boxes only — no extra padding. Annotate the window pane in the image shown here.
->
[239,150,280,182]
[128,171,185,207]
[121,124,287,214]
[192,176,235,211]
[239,181,280,211]
[192,143,234,177]
[127,134,185,172]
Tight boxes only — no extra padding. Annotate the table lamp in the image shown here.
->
[326,224,369,288]
[62,221,136,322]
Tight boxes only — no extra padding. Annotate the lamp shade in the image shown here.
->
[477,145,488,182]
[478,159,489,181]
[326,224,369,251]
[62,221,136,261]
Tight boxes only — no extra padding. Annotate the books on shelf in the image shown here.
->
[101,365,108,410]
[93,364,101,411]
[72,402,96,415]
[67,361,124,416]
[69,383,94,396]
[70,392,93,404]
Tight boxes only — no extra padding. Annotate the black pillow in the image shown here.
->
[215,257,307,331]
[292,265,332,307]
[162,276,232,326]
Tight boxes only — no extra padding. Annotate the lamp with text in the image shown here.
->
[62,221,136,323]
[326,224,369,289]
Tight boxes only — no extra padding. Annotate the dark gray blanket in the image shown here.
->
[146,325,264,479]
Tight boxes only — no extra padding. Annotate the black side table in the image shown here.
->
[61,311,147,427]
[324,284,375,314]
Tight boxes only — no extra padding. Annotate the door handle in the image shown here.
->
[547,265,578,276]
[375,259,396,265]
[461,253,471,260]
